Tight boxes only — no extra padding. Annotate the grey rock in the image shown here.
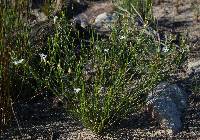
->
[93,12,118,33]
[147,82,188,135]
[31,9,48,22]
[72,16,89,29]
[188,59,200,74]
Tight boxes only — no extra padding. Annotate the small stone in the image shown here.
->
[94,12,109,24]
[147,82,188,135]
[188,60,200,74]
[94,12,118,32]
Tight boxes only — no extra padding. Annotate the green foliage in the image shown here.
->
[0,4,14,131]
[0,0,188,134]
[23,12,187,133]
[115,0,154,24]
[0,1,30,131]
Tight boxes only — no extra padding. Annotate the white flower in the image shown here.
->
[68,68,72,74]
[104,49,109,53]
[53,16,58,24]
[13,59,24,65]
[119,35,126,40]
[74,88,81,93]
[99,87,106,93]
[162,46,169,52]
[39,53,47,62]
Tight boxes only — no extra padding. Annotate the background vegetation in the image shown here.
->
[0,0,189,134]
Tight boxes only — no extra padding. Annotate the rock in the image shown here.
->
[146,82,188,135]
[73,16,89,29]
[31,9,48,22]
[93,12,118,32]
[94,12,109,25]
[72,1,116,32]
[188,59,200,74]
[153,0,164,5]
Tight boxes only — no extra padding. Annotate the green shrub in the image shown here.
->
[0,4,15,131]
[24,12,187,133]
[0,1,187,134]
[0,1,30,131]
[115,0,154,24]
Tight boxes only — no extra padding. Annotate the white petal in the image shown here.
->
[74,88,81,93]
[104,49,109,52]
[13,59,24,65]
